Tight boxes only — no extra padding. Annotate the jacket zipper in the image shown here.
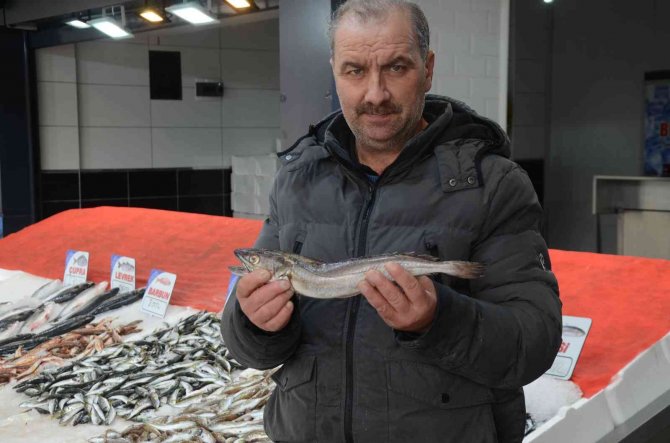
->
[344,182,377,443]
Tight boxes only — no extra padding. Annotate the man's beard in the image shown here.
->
[350,95,425,152]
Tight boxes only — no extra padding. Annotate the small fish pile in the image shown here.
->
[231,248,486,299]
[91,369,274,443]
[0,318,142,384]
[16,312,243,427]
[0,284,146,352]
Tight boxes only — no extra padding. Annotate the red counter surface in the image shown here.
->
[0,207,668,398]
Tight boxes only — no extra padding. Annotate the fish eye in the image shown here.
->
[249,255,260,265]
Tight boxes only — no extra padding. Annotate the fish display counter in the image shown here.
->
[0,207,667,442]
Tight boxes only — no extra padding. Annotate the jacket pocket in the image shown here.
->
[264,355,316,441]
[386,360,497,442]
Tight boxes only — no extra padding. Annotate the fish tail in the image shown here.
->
[442,261,485,279]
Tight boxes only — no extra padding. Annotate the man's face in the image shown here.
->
[331,9,434,152]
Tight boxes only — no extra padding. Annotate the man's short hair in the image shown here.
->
[329,0,430,61]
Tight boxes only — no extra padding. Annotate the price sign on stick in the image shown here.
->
[545,316,592,380]
[64,250,89,285]
[141,269,177,318]
[111,255,136,293]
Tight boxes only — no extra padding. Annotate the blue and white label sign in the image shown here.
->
[141,269,177,318]
[64,250,89,285]
[111,255,136,293]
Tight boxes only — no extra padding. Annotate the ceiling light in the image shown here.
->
[140,8,165,22]
[166,2,218,25]
[65,19,91,29]
[543,0,554,3]
[89,16,132,38]
[225,0,252,8]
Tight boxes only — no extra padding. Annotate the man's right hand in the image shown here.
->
[236,269,295,332]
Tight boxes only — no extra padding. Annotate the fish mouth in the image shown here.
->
[233,248,256,271]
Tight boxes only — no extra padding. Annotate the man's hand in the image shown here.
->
[236,269,295,332]
[358,262,437,333]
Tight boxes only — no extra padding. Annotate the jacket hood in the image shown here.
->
[277,94,511,184]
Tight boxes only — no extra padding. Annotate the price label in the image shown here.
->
[64,250,89,285]
[141,269,176,318]
[546,315,592,380]
[111,255,136,293]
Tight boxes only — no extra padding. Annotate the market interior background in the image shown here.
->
[0,0,669,254]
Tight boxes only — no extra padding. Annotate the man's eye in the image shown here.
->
[348,68,363,76]
[390,64,405,73]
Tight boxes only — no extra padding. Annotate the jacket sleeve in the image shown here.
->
[220,180,302,370]
[396,164,562,389]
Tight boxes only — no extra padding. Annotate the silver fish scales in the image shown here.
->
[231,248,486,299]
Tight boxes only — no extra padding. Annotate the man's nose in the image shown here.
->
[363,72,389,105]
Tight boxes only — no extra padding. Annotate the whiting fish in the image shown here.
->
[230,248,485,299]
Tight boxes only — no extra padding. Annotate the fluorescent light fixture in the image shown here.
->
[140,9,165,22]
[225,0,252,8]
[89,16,132,38]
[543,0,553,3]
[65,19,91,29]
[166,2,219,24]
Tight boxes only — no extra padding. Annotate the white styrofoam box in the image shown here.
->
[151,127,223,168]
[222,128,280,158]
[77,41,149,86]
[231,174,255,193]
[233,211,267,221]
[510,125,545,160]
[256,194,270,214]
[39,126,80,170]
[78,85,150,127]
[513,93,546,126]
[435,32,469,56]
[455,55,486,77]
[149,26,220,49]
[150,46,220,88]
[231,192,256,213]
[151,88,221,128]
[470,77,499,98]
[80,127,151,169]
[220,49,279,89]
[255,154,279,176]
[37,82,78,127]
[524,391,615,443]
[603,339,670,426]
[454,11,489,34]
[222,89,279,128]
[515,60,546,93]
[471,33,499,56]
[485,56,499,78]
[231,155,255,176]
[432,75,469,101]
[35,44,76,83]
[220,18,279,51]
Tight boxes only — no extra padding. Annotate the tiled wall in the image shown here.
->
[36,16,280,171]
[415,0,508,126]
[40,169,231,219]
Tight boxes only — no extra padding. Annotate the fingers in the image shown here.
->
[253,288,294,325]
[358,279,392,321]
[362,268,410,312]
[262,300,294,332]
[385,263,429,306]
[236,269,272,299]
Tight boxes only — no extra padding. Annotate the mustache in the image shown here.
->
[356,102,402,115]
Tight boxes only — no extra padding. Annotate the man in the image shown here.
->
[222,1,562,442]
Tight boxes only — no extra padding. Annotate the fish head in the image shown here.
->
[234,248,288,276]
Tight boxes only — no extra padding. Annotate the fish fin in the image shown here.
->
[403,252,441,262]
[447,261,486,279]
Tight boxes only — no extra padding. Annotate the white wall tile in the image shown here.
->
[433,54,454,75]
[80,127,151,169]
[220,19,279,51]
[221,128,279,167]
[40,126,79,170]
[77,41,149,85]
[38,82,78,126]
[36,44,76,83]
[485,98,499,122]
[221,49,279,89]
[78,85,150,127]
[151,88,221,128]
[435,32,470,56]
[455,11,489,34]
[152,128,223,168]
[470,77,499,98]
[471,33,499,56]
[149,27,220,49]
[485,56,499,77]
[455,55,486,77]
[433,75,470,100]
[222,89,279,128]
[472,0,501,13]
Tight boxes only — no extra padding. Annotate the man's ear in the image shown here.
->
[424,50,435,92]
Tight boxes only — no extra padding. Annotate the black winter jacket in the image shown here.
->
[221,95,562,443]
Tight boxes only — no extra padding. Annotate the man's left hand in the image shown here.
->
[358,262,437,333]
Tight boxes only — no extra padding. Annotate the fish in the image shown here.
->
[52,282,109,323]
[231,248,485,299]
[44,282,94,304]
[31,280,64,299]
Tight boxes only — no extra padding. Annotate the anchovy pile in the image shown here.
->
[92,369,274,443]
[0,318,142,384]
[15,312,243,427]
